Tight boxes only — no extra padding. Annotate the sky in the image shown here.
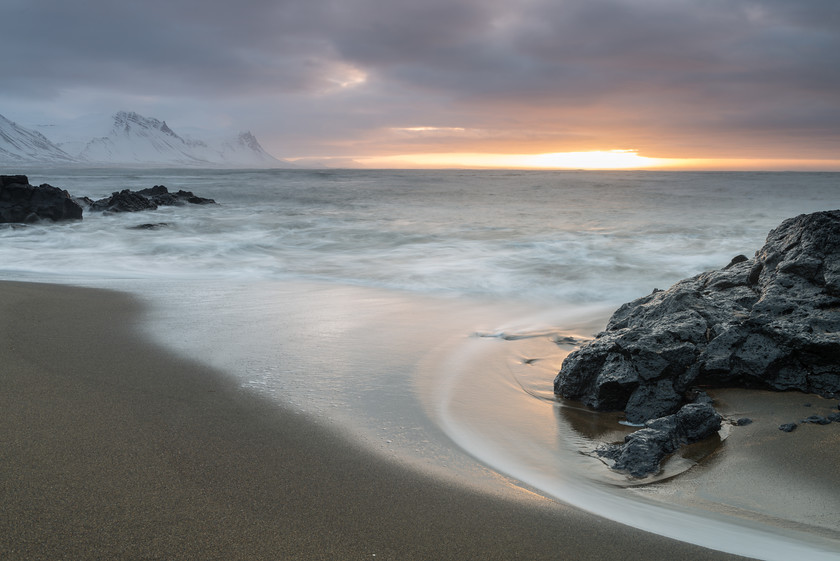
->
[1,0,839,169]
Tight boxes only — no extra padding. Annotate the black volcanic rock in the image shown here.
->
[802,415,831,425]
[89,185,215,213]
[555,210,840,425]
[127,222,171,230]
[0,175,83,223]
[136,185,177,205]
[90,189,158,213]
[137,185,215,206]
[596,402,722,478]
[174,190,215,205]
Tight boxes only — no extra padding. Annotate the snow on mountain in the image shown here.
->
[77,111,288,167]
[0,113,78,164]
[1,110,288,168]
[216,131,281,166]
[79,111,210,165]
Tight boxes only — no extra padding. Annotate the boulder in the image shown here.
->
[0,175,83,223]
[555,210,840,425]
[596,402,722,477]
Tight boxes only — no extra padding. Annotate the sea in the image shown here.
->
[2,168,839,559]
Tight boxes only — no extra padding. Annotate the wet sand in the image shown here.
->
[0,281,751,560]
[431,326,840,559]
[637,388,840,537]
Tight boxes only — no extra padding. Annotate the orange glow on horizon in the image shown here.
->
[348,151,840,171]
[356,150,685,169]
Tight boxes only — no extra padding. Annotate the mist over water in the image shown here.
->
[2,169,836,306]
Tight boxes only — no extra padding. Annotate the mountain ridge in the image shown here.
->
[0,114,78,164]
[0,110,289,168]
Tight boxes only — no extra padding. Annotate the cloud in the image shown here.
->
[1,0,838,160]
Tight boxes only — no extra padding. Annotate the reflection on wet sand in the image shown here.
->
[555,397,726,486]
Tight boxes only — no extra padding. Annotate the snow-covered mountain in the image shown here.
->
[0,110,288,168]
[78,111,286,167]
[0,114,78,164]
[219,131,282,167]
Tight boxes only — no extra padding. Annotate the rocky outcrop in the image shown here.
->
[88,185,215,213]
[1,175,216,220]
[137,185,215,206]
[0,175,83,223]
[554,210,840,477]
[89,189,158,213]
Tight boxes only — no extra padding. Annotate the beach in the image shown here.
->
[0,280,753,560]
[3,169,839,560]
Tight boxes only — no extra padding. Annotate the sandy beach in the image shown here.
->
[0,280,755,560]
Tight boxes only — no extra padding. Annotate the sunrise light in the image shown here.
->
[357,150,684,169]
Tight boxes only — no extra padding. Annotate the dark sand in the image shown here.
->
[0,281,750,560]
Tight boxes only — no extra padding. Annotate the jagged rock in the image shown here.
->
[0,175,83,223]
[175,190,215,205]
[779,423,798,432]
[596,402,722,478]
[90,189,158,213]
[136,185,215,206]
[89,185,215,213]
[72,195,95,208]
[555,210,840,424]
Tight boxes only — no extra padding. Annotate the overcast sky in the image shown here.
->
[2,0,839,166]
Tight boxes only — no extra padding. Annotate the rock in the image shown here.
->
[127,222,171,230]
[734,417,753,426]
[90,185,215,213]
[136,185,172,200]
[596,402,721,478]
[90,189,158,213]
[779,423,798,432]
[0,175,83,223]
[827,412,840,422]
[802,415,831,425]
[1,177,215,220]
[72,195,95,208]
[177,191,215,205]
[555,210,840,424]
[136,185,216,206]
[1,174,29,186]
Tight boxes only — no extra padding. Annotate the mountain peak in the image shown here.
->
[0,112,77,164]
[112,111,181,139]
[237,131,262,151]
[0,110,289,168]
[77,110,286,167]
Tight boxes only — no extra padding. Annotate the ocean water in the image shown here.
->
[3,169,836,298]
[2,168,839,559]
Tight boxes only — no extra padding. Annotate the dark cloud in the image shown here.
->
[1,0,838,160]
